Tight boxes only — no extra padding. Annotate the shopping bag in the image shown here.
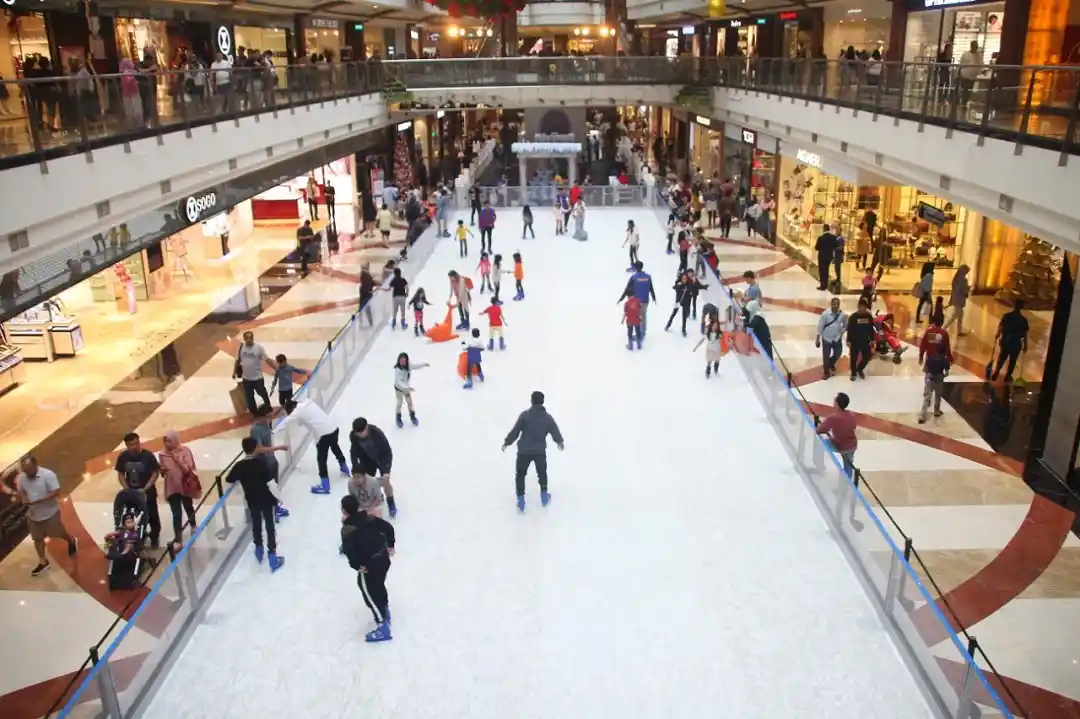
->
[229,382,248,415]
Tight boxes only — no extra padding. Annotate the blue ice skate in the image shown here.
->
[498,336,506,350]
[365,622,392,643]
[636,338,643,350]
[274,504,290,522]
[627,266,635,273]
[254,545,264,563]
[391,319,397,329]
[541,491,551,507]
[339,462,351,477]
[401,321,408,331]
[516,495,526,512]
[487,339,495,350]
[463,378,474,389]
[268,552,285,572]
[310,476,331,494]
[395,412,404,428]
[513,291,525,301]
[409,411,419,426]
[627,341,634,351]
[477,370,485,383]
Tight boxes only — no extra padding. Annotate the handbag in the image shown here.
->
[233,344,243,380]
[181,470,203,498]
[911,282,923,298]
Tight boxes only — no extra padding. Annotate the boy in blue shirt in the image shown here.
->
[270,354,309,406]
[617,261,657,337]
[462,328,485,389]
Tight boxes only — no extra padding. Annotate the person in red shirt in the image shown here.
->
[623,296,643,351]
[569,183,582,206]
[617,172,629,185]
[918,316,953,423]
[816,392,858,478]
[918,318,954,365]
[481,302,507,351]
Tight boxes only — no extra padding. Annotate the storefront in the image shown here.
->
[304,17,345,60]
[1,10,53,115]
[723,124,780,205]
[823,0,891,58]
[688,114,722,179]
[234,24,291,61]
[250,156,359,232]
[710,9,823,58]
[903,0,1005,63]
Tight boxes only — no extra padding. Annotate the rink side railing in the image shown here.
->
[49,226,441,719]
[651,196,1023,718]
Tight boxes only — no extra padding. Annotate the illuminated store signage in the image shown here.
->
[214,25,233,61]
[796,148,821,167]
[910,0,995,9]
[778,11,798,20]
[182,192,218,223]
[695,116,712,127]
[741,129,756,145]
[682,26,695,35]
[396,121,412,132]
[308,18,340,29]
[729,20,741,27]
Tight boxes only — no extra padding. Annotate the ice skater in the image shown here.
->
[522,204,535,239]
[571,200,587,241]
[622,219,640,271]
[677,229,692,273]
[226,437,285,571]
[279,398,350,495]
[270,354,309,406]
[512,252,525,301]
[555,188,570,234]
[462,328,485,389]
[623,295,643,351]
[455,220,473,258]
[618,262,657,338]
[389,267,409,330]
[348,469,386,517]
[393,352,428,428]
[478,200,497,254]
[340,494,396,643]
[350,417,397,517]
[447,270,473,330]
[481,301,507,350]
[251,404,290,521]
[665,212,677,255]
[477,252,493,294]
[409,288,431,337]
[491,254,507,305]
[502,391,565,512]
[694,315,724,378]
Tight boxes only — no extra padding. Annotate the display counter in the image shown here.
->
[7,324,51,360]
[0,347,25,395]
[49,322,85,357]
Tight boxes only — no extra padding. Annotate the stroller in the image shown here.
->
[106,490,150,590]
[873,312,907,364]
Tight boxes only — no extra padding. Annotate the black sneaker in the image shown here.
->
[68,536,78,555]
[31,561,50,577]
[858,371,867,380]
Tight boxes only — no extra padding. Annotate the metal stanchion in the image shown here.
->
[954,636,979,718]
[90,646,123,718]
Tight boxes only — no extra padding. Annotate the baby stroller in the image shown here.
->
[873,312,907,364]
[106,491,150,590]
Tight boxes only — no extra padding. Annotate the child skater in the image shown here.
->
[389,267,409,330]
[409,288,430,337]
[677,229,692,273]
[522,205,535,239]
[512,251,525,301]
[694,315,724,379]
[340,494,396,643]
[622,219,640,272]
[251,404,290,522]
[270,354,309,406]
[491,253,511,305]
[623,295,643,351]
[481,301,507,350]
[665,212,676,255]
[393,351,428,427]
[555,189,569,235]
[477,252,493,295]
[462,327,485,389]
[455,219,473,258]
[348,469,385,517]
[227,437,285,571]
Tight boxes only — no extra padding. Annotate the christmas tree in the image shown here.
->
[995,237,1061,310]
[393,133,413,190]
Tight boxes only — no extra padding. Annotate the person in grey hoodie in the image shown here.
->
[815,296,847,379]
[944,264,970,336]
[502,391,564,512]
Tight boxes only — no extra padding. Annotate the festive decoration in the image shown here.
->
[995,237,1061,311]
[511,142,582,155]
[424,0,525,19]
[393,132,413,189]
[707,0,725,18]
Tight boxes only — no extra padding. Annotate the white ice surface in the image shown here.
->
[145,210,932,719]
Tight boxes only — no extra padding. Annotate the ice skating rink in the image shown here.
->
[145,209,932,719]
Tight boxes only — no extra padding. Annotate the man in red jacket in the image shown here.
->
[918,316,953,423]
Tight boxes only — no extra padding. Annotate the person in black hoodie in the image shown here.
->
[846,297,876,381]
[227,437,285,571]
[664,270,708,336]
[815,225,838,291]
[351,417,397,517]
[502,391,564,512]
[340,494,396,643]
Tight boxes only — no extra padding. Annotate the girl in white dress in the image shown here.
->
[694,316,725,379]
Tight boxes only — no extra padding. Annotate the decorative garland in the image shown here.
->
[511,142,582,155]
[424,0,526,19]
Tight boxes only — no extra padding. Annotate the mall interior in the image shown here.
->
[0,0,1079,716]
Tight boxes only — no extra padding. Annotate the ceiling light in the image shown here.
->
[583,27,590,35]
[574,28,580,35]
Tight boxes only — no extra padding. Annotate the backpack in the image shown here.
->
[925,353,950,377]
[463,276,474,290]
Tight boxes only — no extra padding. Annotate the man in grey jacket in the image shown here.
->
[502,391,564,512]
[815,297,847,380]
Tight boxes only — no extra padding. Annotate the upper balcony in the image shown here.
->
[517,1,607,27]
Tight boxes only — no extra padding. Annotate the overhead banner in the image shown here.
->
[708,0,725,18]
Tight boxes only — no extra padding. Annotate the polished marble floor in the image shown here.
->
[711,232,1080,718]
[0,223,406,719]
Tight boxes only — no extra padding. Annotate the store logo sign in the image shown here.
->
[796,148,822,168]
[183,192,218,223]
[729,20,742,27]
[309,18,339,29]
[923,0,978,6]
[741,129,756,144]
[216,25,233,60]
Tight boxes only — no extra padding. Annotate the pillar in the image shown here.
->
[568,158,577,186]
[886,0,907,62]
[519,156,527,189]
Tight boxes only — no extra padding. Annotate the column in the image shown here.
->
[568,159,577,186]
[519,157,527,189]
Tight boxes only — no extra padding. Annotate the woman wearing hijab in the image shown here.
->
[944,264,970,336]
[159,431,200,542]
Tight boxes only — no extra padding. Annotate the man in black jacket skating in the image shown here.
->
[341,495,396,643]
[502,391,565,512]
[350,417,397,517]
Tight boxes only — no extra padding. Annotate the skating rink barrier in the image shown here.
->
[651,193,1019,719]
[455,183,653,209]
[53,226,442,719]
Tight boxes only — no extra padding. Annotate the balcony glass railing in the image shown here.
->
[2,57,1076,171]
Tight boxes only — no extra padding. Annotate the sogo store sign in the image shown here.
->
[181,192,219,223]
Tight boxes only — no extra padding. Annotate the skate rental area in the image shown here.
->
[143,208,932,719]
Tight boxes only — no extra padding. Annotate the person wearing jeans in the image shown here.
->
[618,262,656,338]
[502,391,565,512]
[158,431,199,542]
[846,298,875,381]
[816,392,858,478]
[279,399,349,495]
[226,437,284,571]
[477,201,496,254]
[815,297,847,379]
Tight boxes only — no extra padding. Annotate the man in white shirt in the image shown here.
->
[957,41,982,105]
[1,456,77,576]
[279,399,350,494]
[210,51,233,114]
